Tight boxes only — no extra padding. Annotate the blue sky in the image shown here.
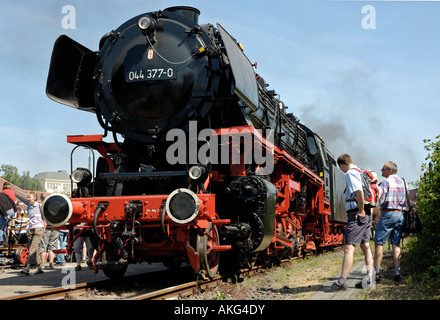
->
[1,0,439,184]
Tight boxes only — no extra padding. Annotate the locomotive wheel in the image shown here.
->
[258,250,271,266]
[285,221,295,259]
[296,243,303,257]
[285,247,294,259]
[197,222,220,279]
[102,265,128,279]
[274,249,284,264]
[163,257,182,269]
[239,253,257,270]
[14,246,29,265]
[285,228,295,259]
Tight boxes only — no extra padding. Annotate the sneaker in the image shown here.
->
[21,268,31,276]
[355,280,371,289]
[355,276,372,289]
[375,273,381,283]
[394,274,401,282]
[75,265,82,271]
[325,281,348,292]
[34,267,44,275]
[47,263,55,270]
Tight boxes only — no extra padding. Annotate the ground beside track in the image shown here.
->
[0,261,168,299]
[2,245,438,300]
[189,249,360,300]
[189,246,440,300]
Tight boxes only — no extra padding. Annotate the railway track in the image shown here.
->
[1,265,196,300]
[127,275,221,300]
[124,247,343,300]
[2,247,341,300]
[2,267,251,300]
[2,278,112,300]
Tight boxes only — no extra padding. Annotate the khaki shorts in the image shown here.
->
[344,209,372,245]
[39,229,59,252]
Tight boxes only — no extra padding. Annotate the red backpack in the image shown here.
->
[350,167,379,209]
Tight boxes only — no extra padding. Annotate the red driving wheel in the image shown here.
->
[15,246,29,265]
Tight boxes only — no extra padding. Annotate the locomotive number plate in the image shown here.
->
[126,67,176,82]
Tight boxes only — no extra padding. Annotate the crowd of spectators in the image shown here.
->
[0,182,94,275]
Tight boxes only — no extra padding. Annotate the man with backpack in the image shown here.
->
[326,154,374,291]
[373,161,407,282]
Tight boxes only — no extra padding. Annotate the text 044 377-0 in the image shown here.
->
[126,67,176,82]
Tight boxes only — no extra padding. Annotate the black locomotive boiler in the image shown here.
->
[42,6,346,278]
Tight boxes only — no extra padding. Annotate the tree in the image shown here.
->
[20,171,44,191]
[406,135,440,287]
[0,163,44,191]
[0,164,20,185]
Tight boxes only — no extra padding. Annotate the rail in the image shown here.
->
[2,279,110,300]
[2,247,340,300]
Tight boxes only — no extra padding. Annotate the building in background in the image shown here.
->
[34,170,74,195]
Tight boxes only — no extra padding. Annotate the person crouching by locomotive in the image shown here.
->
[326,154,374,291]
[21,191,45,276]
[373,161,407,282]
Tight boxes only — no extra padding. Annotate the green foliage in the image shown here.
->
[405,135,440,290]
[0,164,19,184]
[0,163,44,191]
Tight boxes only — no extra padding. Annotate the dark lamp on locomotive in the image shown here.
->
[137,16,156,32]
[71,168,92,187]
[165,188,200,224]
[41,194,73,227]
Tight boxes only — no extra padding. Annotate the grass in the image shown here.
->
[212,248,364,300]
[204,243,440,300]
[358,248,440,300]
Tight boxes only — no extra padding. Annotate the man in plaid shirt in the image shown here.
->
[373,161,408,282]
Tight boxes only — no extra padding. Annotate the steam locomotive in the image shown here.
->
[42,6,347,278]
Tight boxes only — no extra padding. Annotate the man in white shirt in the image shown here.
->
[21,192,45,275]
[326,154,374,291]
